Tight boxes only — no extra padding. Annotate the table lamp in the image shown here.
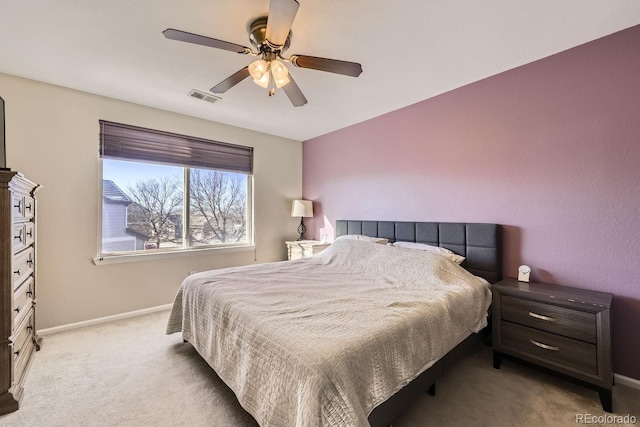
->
[291,199,313,241]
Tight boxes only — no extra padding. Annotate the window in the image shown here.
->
[99,121,253,256]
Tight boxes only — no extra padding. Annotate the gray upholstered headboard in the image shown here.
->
[335,220,503,284]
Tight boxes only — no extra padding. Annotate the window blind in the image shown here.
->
[99,120,253,174]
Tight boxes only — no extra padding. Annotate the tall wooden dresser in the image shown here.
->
[0,171,42,415]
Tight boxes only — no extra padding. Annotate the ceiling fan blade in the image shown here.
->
[281,74,307,107]
[163,28,249,54]
[265,0,300,46]
[211,67,251,93]
[290,55,363,77]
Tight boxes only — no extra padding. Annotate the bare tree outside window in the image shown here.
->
[127,176,183,249]
[189,169,247,245]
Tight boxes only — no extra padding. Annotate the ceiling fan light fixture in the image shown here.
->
[248,59,269,81]
[271,60,288,78]
[253,73,270,89]
[271,60,290,88]
[274,74,290,88]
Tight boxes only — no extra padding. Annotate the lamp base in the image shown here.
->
[296,218,307,241]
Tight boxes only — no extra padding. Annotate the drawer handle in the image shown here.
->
[14,269,21,276]
[530,339,559,352]
[14,200,22,209]
[27,259,34,267]
[26,229,33,238]
[14,233,23,242]
[14,307,20,313]
[14,349,20,357]
[528,311,557,322]
[27,291,33,297]
[25,203,32,212]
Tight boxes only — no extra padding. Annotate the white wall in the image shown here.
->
[0,73,303,329]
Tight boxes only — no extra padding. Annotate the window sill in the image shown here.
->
[93,244,255,265]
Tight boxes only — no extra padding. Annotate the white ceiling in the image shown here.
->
[1,1,640,141]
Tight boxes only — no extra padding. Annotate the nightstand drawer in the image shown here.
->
[289,246,305,259]
[501,321,597,376]
[501,295,596,343]
[286,241,330,260]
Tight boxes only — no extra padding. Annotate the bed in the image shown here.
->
[167,220,502,426]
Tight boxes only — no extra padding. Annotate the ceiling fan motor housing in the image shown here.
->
[249,17,291,54]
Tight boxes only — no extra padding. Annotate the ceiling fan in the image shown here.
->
[163,0,363,107]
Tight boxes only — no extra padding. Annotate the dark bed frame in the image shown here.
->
[335,220,502,427]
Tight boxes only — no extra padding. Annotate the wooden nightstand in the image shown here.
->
[492,279,613,412]
[285,240,330,260]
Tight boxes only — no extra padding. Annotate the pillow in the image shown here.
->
[334,234,389,245]
[392,241,465,264]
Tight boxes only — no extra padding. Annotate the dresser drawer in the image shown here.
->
[13,309,36,386]
[501,321,597,376]
[12,224,26,253]
[14,277,34,326]
[13,310,34,356]
[14,337,35,387]
[501,295,596,343]
[12,194,35,221]
[23,222,35,248]
[12,222,34,254]
[12,247,34,290]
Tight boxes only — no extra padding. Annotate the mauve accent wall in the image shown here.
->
[303,25,640,380]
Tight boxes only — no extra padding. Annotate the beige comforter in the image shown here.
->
[166,239,492,426]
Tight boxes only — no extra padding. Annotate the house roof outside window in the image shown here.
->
[103,180,132,205]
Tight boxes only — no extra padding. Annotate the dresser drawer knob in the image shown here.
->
[26,229,33,238]
[14,349,20,357]
[27,291,33,297]
[14,269,21,275]
[528,311,557,322]
[530,339,559,352]
[14,307,20,313]
[25,203,32,212]
[14,201,22,209]
[14,233,23,242]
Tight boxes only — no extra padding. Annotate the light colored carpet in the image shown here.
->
[1,309,638,427]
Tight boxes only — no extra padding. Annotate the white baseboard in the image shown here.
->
[615,373,640,390]
[38,303,173,336]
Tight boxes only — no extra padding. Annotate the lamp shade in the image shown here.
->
[291,199,313,218]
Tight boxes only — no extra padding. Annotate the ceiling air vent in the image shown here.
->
[188,89,221,104]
